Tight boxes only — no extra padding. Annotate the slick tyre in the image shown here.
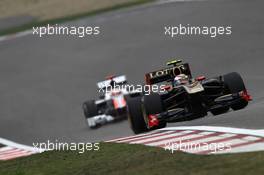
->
[211,107,229,116]
[223,72,248,110]
[143,93,167,129]
[127,96,148,134]
[83,100,98,118]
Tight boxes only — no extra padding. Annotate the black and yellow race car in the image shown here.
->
[126,60,252,134]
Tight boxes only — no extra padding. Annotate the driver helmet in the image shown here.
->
[173,74,189,86]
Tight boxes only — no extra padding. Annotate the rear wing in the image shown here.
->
[97,75,127,89]
[145,63,192,85]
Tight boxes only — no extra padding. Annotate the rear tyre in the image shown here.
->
[143,93,167,129]
[211,107,229,115]
[126,96,148,134]
[223,72,248,110]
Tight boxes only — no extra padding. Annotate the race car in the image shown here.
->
[82,75,127,128]
[82,75,138,128]
[126,60,252,134]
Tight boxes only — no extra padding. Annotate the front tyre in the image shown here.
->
[143,93,167,129]
[126,96,148,134]
[83,100,98,128]
[223,72,248,110]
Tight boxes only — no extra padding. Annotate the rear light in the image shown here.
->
[196,76,206,81]
[239,90,252,101]
[162,85,172,91]
[106,75,115,80]
[148,114,159,128]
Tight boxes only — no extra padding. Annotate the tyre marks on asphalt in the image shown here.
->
[107,126,264,154]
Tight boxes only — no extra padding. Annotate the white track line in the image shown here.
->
[0,137,44,152]
[0,30,31,42]
[115,131,176,143]
[155,0,205,5]
[107,126,264,154]
[131,130,194,144]
[106,130,163,142]
[0,138,45,160]
[156,133,235,148]
[0,0,207,43]
[148,131,213,146]
[160,126,264,137]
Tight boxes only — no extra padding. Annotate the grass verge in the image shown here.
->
[0,0,153,37]
[0,142,264,175]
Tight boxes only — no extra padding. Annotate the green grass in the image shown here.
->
[0,142,264,175]
[0,0,154,37]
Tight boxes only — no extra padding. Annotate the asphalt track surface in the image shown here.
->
[0,0,263,145]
